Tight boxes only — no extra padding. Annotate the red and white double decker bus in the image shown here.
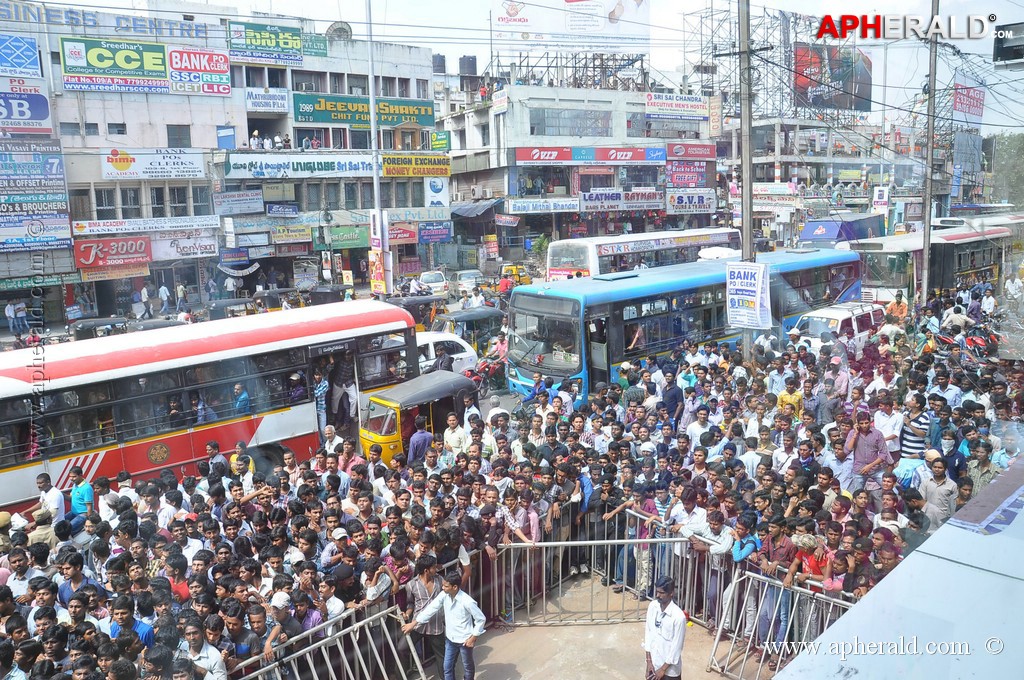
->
[0,300,416,511]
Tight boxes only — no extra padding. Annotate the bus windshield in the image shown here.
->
[862,253,910,288]
[509,295,581,373]
[547,242,591,275]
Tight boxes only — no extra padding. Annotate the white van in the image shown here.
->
[791,302,884,359]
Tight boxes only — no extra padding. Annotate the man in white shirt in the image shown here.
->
[643,575,687,680]
[873,397,903,459]
[25,473,66,525]
[323,425,344,453]
[402,572,486,680]
[157,283,171,314]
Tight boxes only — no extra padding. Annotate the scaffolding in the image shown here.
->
[489,51,650,92]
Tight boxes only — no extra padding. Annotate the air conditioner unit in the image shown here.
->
[482,188,494,199]
[454,192,465,202]
[471,185,481,199]
[298,82,317,92]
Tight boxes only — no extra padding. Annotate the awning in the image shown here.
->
[800,220,841,241]
[450,197,503,218]
[218,262,261,276]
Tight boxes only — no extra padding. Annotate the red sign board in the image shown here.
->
[667,142,717,160]
[593,147,651,163]
[73,236,152,268]
[514,147,572,165]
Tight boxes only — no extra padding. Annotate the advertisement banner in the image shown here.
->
[262,184,296,201]
[0,139,72,252]
[666,189,717,215]
[418,221,454,244]
[219,247,250,265]
[150,229,218,260]
[0,78,52,134]
[266,203,300,217]
[227,22,303,66]
[370,211,387,250]
[506,198,578,213]
[587,146,666,165]
[483,234,499,256]
[368,249,392,295]
[59,38,230,95]
[275,243,310,256]
[645,93,709,120]
[213,191,264,216]
[270,225,311,244]
[492,88,508,114]
[579,189,664,212]
[74,236,152,268]
[381,154,450,177]
[952,70,985,126]
[0,34,40,77]
[328,225,370,249]
[224,151,374,179]
[247,245,275,259]
[424,177,450,207]
[709,96,723,138]
[302,33,328,57]
[101,148,205,180]
[514,147,573,166]
[388,222,418,245]
[429,131,451,151]
[871,186,890,214]
[726,262,772,329]
[667,142,716,160]
[794,43,872,112]
[245,87,289,112]
[595,231,734,256]
[293,93,435,128]
[491,0,650,54]
[666,160,709,188]
[494,214,521,228]
[72,215,219,236]
[78,264,149,283]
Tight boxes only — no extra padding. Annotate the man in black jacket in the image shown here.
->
[426,345,454,373]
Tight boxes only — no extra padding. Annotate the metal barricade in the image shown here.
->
[707,571,854,679]
[237,606,427,680]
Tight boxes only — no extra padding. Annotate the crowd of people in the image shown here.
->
[0,277,1018,680]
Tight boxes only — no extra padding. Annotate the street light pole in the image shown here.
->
[739,0,756,362]
[920,0,940,309]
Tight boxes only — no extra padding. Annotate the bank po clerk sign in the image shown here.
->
[726,261,771,329]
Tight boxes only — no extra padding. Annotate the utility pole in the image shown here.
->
[365,0,386,292]
[739,0,755,362]
[920,0,939,310]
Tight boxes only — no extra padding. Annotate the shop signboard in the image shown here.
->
[101,148,205,180]
[483,234,499,255]
[381,154,450,177]
[293,93,435,128]
[247,245,275,258]
[266,203,300,217]
[73,235,152,268]
[417,221,453,244]
[491,88,508,114]
[213,191,264,216]
[0,139,72,252]
[245,87,289,112]
[514,147,573,166]
[219,247,249,265]
[0,78,51,134]
[237,233,270,247]
[645,93,710,120]
[150,229,218,260]
[429,131,451,151]
[0,272,80,291]
[666,160,708,188]
[276,243,310,256]
[328,225,370,249]
[494,214,520,228]
[506,198,578,213]
[227,22,303,66]
[0,34,41,77]
[726,262,771,329]
[424,177,450,207]
[270,224,311,244]
[301,33,328,57]
[71,215,219,235]
[388,222,418,245]
[666,189,717,215]
[224,152,375,179]
[579,189,664,212]
[78,264,149,283]
[666,141,717,160]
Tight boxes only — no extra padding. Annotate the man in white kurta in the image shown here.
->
[644,575,687,679]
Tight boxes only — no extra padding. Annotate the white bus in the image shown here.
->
[545,227,741,280]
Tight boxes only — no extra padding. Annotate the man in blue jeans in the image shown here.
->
[402,572,486,680]
[66,466,93,534]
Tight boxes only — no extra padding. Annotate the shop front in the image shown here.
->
[504,197,580,242]
[664,141,717,229]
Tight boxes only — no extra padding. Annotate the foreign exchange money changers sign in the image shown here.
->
[726,262,771,329]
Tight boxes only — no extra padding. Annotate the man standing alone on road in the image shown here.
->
[402,571,486,680]
[644,575,687,680]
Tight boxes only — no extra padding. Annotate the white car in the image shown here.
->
[791,302,884,360]
[416,331,477,374]
[418,270,449,296]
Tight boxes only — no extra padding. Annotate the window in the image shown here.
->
[360,183,373,208]
[166,125,191,148]
[150,187,166,217]
[330,73,344,94]
[95,189,117,220]
[398,78,410,97]
[344,183,358,209]
[353,331,412,390]
[292,71,320,92]
[230,65,244,88]
[121,188,142,219]
[306,183,323,211]
[168,187,189,217]
[267,68,285,88]
[529,108,611,136]
[411,181,424,207]
[380,182,393,209]
[50,51,60,65]
[348,74,368,95]
[84,123,99,136]
[192,186,211,215]
[59,122,82,136]
[69,189,91,221]
[381,130,394,150]
[325,183,340,210]
[416,79,430,100]
[245,67,264,87]
[350,130,370,149]
[479,123,490,147]
[395,181,409,207]
[379,77,395,96]
[108,122,127,135]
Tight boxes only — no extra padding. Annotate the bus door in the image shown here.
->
[585,308,610,389]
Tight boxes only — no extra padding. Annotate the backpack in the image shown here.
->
[131,291,142,303]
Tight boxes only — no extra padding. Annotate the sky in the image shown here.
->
[90,0,1024,132]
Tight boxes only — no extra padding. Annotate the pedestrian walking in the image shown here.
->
[4,301,14,334]
[402,571,486,680]
[644,576,688,680]
[158,281,171,314]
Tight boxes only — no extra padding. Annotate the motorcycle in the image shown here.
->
[462,356,506,398]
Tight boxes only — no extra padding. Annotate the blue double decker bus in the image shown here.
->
[506,249,861,397]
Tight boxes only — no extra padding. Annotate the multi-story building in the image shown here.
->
[0,1,443,323]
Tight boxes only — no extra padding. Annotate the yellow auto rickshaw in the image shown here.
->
[204,297,258,320]
[431,307,505,353]
[359,372,478,464]
[387,294,446,332]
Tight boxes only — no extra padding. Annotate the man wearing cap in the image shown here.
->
[403,571,486,680]
[643,575,687,680]
[263,592,304,661]
[26,510,56,550]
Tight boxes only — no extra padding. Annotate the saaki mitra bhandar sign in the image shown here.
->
[293,93,435,128]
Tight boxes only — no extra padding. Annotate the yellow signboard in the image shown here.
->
[270,225,311,244]
[381,154,451,177]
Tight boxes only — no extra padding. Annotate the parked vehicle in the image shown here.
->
[792,302,884,359]
[462,356,506,398]
[447,269,486,300]
[67,317,128,340]
[413,331,477,374]
[419,270,449,296]
[431,307,505,353]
